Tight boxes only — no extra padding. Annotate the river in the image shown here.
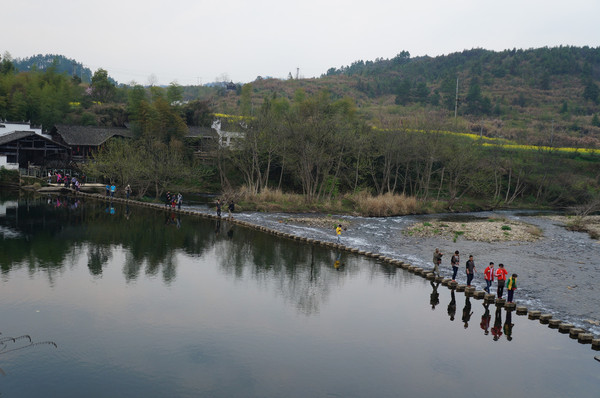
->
[0,194,598,397]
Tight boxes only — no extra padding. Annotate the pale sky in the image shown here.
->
[3,0,599,86]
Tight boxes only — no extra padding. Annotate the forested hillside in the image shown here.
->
[11,53,94,83]
[217,46,600,149]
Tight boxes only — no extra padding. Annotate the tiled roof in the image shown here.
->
[53,125,134,146]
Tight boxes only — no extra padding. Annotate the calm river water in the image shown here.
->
[0,194,598,397]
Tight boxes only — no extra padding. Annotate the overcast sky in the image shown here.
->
[3,0,599,86]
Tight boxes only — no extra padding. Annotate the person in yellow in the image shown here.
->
[336,224,343,244]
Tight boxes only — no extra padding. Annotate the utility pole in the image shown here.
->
[296,67,299,80]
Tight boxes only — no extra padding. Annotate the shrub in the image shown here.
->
[352,191,418,217]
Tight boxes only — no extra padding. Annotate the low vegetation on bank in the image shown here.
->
[403,217,543,242]
[234,188,424,217]
[546,215,600,241]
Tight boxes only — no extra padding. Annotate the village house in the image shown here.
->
[0,121,69,170]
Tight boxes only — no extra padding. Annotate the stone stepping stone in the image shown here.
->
[516,306,528,315]
[558,323,574,333]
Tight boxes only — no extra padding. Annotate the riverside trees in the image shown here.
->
[219,89,599,210]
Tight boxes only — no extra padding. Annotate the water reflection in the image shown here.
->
[480,302,491,335]
[447,289,456,321]
[430,281,440,309]
[462,296,473,328]
[0,333,57,376]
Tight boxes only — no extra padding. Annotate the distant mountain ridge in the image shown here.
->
[12,54,94,83]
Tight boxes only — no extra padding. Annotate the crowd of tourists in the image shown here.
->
[49,171,83,191]
[435,248,518,303]
[165,191,183,209]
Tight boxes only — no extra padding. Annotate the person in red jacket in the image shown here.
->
[496,263,508,298]
[484,262,495,293]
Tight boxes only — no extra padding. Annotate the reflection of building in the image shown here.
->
[50,125,134,162]
[0,122,69,169]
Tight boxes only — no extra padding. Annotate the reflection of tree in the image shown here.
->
[0,196,215,284]
[215,226,361,315]
[87,243,112,275]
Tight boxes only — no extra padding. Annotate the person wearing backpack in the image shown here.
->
[506,274,518,303]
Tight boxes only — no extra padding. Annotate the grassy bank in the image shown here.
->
[232,188,433,216]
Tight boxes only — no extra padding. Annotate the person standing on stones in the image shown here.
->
[335,224,343,244]
[177,193,183,210]
[466,255,476,286]
[125,184,131,200]
[228,200,235,219]
[496,263,508,298]
[216,199,222,217]
[450,250,460,281]
[110,184,116,198]
[432,248,443,275]
[484,262,495,293]
[506,273,518,303]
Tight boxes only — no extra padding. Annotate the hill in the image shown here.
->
[12,54,94,83]
[210,46,600,149]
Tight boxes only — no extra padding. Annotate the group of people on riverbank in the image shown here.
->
[434,248,518,303]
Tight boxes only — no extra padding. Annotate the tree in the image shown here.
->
[582,80,599,104]
[166,82,183,104]
[240,83,253,116]
[91,68,115,103]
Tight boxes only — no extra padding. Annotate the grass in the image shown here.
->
[233,188,421,216]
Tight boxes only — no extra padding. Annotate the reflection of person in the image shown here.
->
[462,296,473,328]
[333,252,344,270]
[480,302,491,335]
[504,310,514,341]
[496,263,508,298]
[215,218,221,235]
[433,248,443,275]
[227,228,234,239]
[451,250,460,281]
[216,199,222,217]
[466,255,476,286]
[506,274,518,303]
[447,290,456,321]
[484,262,495,293]
[430,281,440,309]
[336,224,342,244]
[491,306,503,341]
